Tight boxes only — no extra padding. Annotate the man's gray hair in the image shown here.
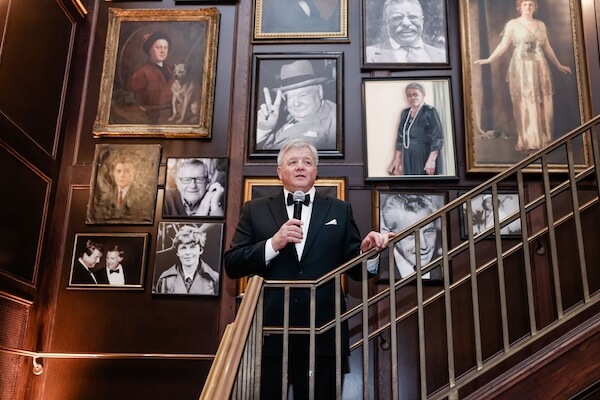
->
[276,139,319,166]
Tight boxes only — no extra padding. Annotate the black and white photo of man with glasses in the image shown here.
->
[163,158,227,217]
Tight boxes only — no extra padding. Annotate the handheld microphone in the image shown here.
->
[292,191,305,220]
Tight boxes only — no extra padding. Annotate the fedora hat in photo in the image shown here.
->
[276,60,327,92]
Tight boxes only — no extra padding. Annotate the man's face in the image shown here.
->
[176,242,202,268]
[105,251,123,271]
[149,38,169,63]
[82,249,102,270]
[113,162,136,190]
[283,84,323,121]
[175,164,208,205]
[393,208,437,266]
[277,147,318,193]
[385,2,424,47]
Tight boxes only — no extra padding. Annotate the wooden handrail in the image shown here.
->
[199,275,264,400]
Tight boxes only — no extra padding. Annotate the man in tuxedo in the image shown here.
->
[365,0,446,63]
[94,245,131,285]
[70,239,103,285]
[224,139,391,399]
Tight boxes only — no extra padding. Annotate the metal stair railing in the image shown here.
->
[204,114,600,399]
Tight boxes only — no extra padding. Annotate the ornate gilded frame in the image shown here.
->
[93,8,220,138]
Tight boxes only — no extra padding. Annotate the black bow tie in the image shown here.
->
[287,193,310,206]
[109,269,120,274]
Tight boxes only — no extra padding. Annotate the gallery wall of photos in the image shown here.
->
[68,0,594,300]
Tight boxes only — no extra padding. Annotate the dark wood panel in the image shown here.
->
[0,0,74,158]
[0,144,50,285]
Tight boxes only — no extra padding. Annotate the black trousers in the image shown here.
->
[260,349,340,400]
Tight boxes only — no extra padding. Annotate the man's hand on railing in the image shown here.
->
[360,231,395,253]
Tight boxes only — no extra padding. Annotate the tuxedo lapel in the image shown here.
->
[267,191,288,228]
[301,193,331,260]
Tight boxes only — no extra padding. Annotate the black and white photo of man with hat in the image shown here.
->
[256,59,337,151]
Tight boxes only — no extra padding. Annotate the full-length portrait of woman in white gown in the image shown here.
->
[474,0,571,154]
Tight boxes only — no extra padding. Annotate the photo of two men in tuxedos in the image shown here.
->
[69,235,146,288]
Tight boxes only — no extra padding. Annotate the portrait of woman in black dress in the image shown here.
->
[387,82,444,176]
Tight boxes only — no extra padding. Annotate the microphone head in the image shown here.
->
[293,191,305,202]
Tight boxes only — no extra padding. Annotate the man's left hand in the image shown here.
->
[361,231,394,253]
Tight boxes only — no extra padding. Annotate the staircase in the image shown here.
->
[202,115,600,399]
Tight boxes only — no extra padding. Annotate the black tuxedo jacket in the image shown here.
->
[71,260,98,285]
[224,191,366,355]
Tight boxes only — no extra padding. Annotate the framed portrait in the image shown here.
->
[362,0,449,69]
[459,192,522,239]
[68,233,149,289]
[86,144,161,225]
[249,53,343,158]
[363,77,457,180]
[153,222,224,296]
[460,0,591,172]
[253,0,348,42]
[93,8,220,138]
[375,191,446,283]
[163,157,228,219]
[236,177,346,295]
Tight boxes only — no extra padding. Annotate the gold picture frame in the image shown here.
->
[236,177,346,295]
[253,0,348,43]
[459,0,591,172]
[93,8,220,138]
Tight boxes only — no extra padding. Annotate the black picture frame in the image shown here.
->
[162,157,228,219]
[86,144,161,225]
[362,77,457,181]
[362,0,449,69]
[253,0,348,43]
[68,233,149,290]
[458,191,522,239]
[375,190,447,284]
[249,53,344,158]
[153,222,224,296]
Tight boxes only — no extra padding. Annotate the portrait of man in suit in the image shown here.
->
[259,0,342,34]
[364,0,447,65]
[224,139,392,398]
[86,144,161,225]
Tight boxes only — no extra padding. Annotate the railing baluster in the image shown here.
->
[441,214,456,394]
[389,245,399,400]
[362,261,371,400]
[466,198,483,369]
[517,170,537,336]
[566,139,590,303]
[415,230,427,399]
[542,153,563,318]
[335,275,342,399]
[492,184,510,352]
[282,287,290,400]
[309,286,316,400]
